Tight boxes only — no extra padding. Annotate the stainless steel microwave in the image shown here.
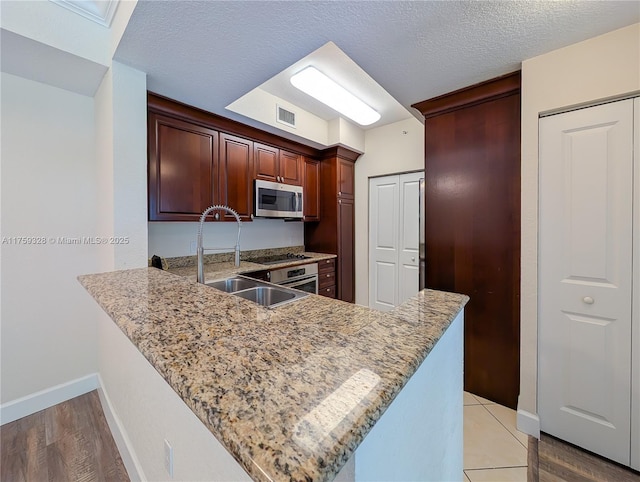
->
[254,179,303,219]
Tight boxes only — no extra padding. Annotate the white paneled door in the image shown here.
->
[539,99,634,466]
[369,172,423,311]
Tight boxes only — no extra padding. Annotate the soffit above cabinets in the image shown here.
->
[49,0,119,27]
[255,42,412,127]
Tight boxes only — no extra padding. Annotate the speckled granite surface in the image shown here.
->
[168,251,337,282]
[162,246,307,269]
[78,267,467,482]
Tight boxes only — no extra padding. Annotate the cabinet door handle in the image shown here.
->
[326,274,331,277]
[214,212,220,220]
[338,191,342,196]
[583,296,595,304]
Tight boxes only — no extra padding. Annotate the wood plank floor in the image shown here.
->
[1,390,129,482]
[528,433,640,482]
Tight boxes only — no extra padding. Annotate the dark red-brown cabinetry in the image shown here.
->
[148,113,218,221]
[305,147,359,303]
[412,72,521,409]
[302,157,320,222]
[148,93,317,223]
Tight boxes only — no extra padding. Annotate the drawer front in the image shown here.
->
[319,285,336,299]
[318,271,336,288]
[318,258,336,272]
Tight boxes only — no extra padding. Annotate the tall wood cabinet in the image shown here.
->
[412,72,521,409]
[305,147,360,303]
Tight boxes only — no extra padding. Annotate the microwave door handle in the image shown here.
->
[297,192,302,213]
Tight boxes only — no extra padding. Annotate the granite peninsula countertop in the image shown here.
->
[167,251,337,282]
[78,267,468,482]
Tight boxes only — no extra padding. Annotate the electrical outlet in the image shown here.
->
[190,240,197,254]
[164,439,174,477]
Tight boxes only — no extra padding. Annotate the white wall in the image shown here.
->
[353,117,424,306]
[519,23,640,425]
[96,307,252,481]
[148,219,304,258]
[112,61,148,269]
[0,73,103,402]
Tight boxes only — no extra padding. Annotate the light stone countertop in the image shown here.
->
[167,252,337,282]
[78,267,467,482]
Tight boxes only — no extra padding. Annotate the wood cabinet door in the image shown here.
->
[337,197,354,303]
[337,158,355,199]
[219,133,254,221]
[302,158,320,221]
[148,113,217,221]
[279,149,302,185]
[254,143,279,182]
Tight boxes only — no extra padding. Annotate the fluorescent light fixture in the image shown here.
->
[290,66,381,126]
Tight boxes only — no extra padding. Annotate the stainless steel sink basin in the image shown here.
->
[206,277,262,293]
[204,275,308,308]
[233,286,304,308]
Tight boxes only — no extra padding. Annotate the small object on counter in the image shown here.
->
[151,255,168,270]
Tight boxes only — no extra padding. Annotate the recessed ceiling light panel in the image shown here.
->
[290,66,381,126]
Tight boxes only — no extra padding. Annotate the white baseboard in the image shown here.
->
[517,408,541,438]
[96,375,145,481]
[0,373,99,425]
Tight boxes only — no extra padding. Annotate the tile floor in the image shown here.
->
[464,391,528,482]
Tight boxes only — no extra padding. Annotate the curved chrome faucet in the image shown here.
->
[197,205,242,284]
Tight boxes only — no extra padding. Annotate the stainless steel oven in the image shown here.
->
[270,263,318,294]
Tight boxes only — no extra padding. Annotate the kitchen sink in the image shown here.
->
[233,286,303,308]
[205,276,308,308]
[205,277,262,293]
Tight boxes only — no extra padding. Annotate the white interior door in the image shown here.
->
[369,177,399,311]
[369,172,423,311]
[398,173,422,305]
[539,99,634,466]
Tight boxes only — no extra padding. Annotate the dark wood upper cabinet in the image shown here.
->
[279,149,302,185]
[218,133,254,222]
[254,143,279,182]
[337,158,355,199]
[302,157,320,222]
[148,113,218,221]
[148,93,319,223]
[305,147,360,303]
[254,144,302,186]
[412,71,521,409]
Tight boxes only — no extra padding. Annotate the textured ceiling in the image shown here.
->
[114,0,640,141]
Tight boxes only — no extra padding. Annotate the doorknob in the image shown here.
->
[411,256,415,262]
[583,296,595,305]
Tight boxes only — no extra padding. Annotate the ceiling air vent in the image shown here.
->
[276,105,296,128]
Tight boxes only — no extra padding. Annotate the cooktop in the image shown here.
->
[249,253,312,265]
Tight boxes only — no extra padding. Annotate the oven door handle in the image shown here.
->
[277,275,318,293]
[279,276,316,287]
